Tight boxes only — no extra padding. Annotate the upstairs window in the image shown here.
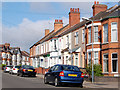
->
[75,32,78,45]
[94,26,98,42]
[82,29,85,42]
[111,22,118,42]
[94,51,98,64]
[88,27,91,44]
[103,24,108,43]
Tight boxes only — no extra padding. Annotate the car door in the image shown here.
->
[46,66,56,82]
[50,65,61,82]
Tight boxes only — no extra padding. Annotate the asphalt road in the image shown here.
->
[2,72,83,89]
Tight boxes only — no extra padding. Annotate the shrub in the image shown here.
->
[86,64,103,77]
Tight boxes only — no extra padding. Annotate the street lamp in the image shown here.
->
[82,17,94,83]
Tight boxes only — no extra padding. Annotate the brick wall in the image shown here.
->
[35,67,50,75]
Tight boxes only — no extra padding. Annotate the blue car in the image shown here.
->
[44,64,84,87]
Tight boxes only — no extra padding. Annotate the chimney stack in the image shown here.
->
[69,8,80,27]
[45,29,50,36]
[92,1,107,16]
[54,19,63,32]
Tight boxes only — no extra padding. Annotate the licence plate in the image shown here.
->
[68,74,77,77]
[17,69,19,70]
[28,70,33,72]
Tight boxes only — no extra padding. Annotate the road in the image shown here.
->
[2,72,83,89]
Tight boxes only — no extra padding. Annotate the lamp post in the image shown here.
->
[82,17,94,83]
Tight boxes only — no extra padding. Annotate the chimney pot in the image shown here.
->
[75,8,77,12]
[94,1,96,4]
[97,1,99,4]
[78,8,79,12]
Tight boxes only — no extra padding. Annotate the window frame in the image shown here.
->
[111,22,118,42]
[103,53,109,73]
[111,53,118,73]
[103,23,108,43]
[94,51,99,64]
[75,32,79,45]
[94,26,98,42]
[88,27,91,44]
[82,29,85,43]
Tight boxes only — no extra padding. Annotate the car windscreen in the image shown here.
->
[62,65,80,71]
[22,65,34,69]
[15,66,21,69]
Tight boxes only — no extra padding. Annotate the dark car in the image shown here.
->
[17,65,36,77]
[44,64,84,87]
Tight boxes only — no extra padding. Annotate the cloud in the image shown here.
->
[2,17,68,52]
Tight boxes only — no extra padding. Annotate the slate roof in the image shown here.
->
[21,51,30,57]
[58,5,119,37]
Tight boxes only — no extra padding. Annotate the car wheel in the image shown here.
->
[17,72,19,76]
[54,78,60,87]
[79,83,83,88]
[20,72,23,77]
[44,76,49,84]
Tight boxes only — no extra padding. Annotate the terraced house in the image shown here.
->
[0,43,30,66]
[30,1,120,76]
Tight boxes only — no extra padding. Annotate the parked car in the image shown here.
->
[4,65,13,73]
[79,68,88,78]
[9,65,21,75]
[44,64,84,87]
[17,65,37,77]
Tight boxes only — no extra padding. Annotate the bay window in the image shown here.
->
[88,27,91,44]
[94,51,98,64]
[111,22,118,42]
[94,26,98,42]
[75,32,78,45]
[103,54,108,72]
[103,24,108,43]
[112,53,118,72]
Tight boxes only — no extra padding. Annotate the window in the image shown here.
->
[94,26,98,42]
[54,40,57,50]
[111,22,118,42]
[103,24,108,43]
[112,53,118,72]
[75,54,78,66]
[66,35,69,48]
[103,54,108,72]
[66,56,68,65]
[94,51,98,64]
[54,66,60,71]
[88,27,91,44]
[82,29,85,42]
[75,32,78,45]
[88,52,91,65]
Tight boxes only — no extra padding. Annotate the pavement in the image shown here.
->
[36,74,119,89]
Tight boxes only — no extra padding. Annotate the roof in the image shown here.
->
[21,51,30,57]
[30,24,69,49]
[72,46,80,52]
[58,5,119,36]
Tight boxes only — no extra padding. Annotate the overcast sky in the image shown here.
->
[1,1,119,52]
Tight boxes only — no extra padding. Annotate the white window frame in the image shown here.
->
[103,24,108,43]
[111,22,118,42]
[82,29,85,43]
[75,54,78,66]
[103,54,109,73]
[94,26,98,42]
[88,27,91,44]
[88,52,91,65]
[94,51,98,64]
[75,32,78,45]
[111,53,118,73]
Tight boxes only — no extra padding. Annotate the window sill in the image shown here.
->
[102,42,109,45]
[110,41,118,43]
[86,42,100,46]
[111,72,118,74]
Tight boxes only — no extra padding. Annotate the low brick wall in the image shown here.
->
[35,67,50,75]
[94,76,119,82]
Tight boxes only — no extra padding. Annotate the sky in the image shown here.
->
[1,1,119,52]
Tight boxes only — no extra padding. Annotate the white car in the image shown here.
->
[9,66,21,74]
[4,65,13,73]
